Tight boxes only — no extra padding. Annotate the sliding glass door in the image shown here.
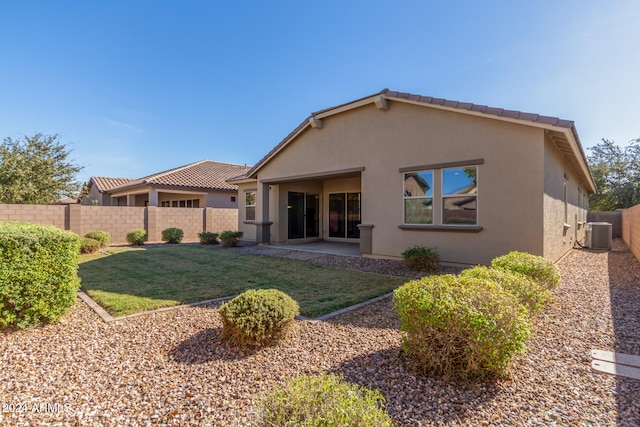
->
[288,192,319,239]
[329,192,361,239]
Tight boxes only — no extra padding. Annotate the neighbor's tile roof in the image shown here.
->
[91,177,136,192]
[107,160,251,193]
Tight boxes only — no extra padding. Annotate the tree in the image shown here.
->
[0,134,83,204]
[587,138,640,211]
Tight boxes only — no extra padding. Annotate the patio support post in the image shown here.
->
[357,224,374,255]
[255,182,272,244]
[148,189,158,206]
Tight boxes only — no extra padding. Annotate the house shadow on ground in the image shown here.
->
[168,327,255,364]
[607,241,640,426]
[330,347,500,425]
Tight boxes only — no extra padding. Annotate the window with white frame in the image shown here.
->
[245,191,256,221]
[402,163,479,226]
[442,166,478,225]
[403,171,433,224]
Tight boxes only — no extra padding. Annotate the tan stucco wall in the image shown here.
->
[250,101,556,264]
[542,136,589,261]
[206,191,238,208]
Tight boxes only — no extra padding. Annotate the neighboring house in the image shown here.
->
[83,160,250,208]
[228,89,596,265]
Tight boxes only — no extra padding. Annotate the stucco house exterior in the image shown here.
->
[228,89,596,265]
[83,160,250,208]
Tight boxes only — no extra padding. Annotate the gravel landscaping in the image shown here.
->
[1,240,639,426]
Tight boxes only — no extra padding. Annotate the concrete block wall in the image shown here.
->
[0,204,67,229]
[79,205,146,244]
[204,208,238,234]
[0,204,239,245]
[587,211,622,238]
[622,204,640,262]
[155,207,205,242]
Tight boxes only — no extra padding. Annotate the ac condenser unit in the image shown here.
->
[586,222,612,250]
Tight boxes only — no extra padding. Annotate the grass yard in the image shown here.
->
[78,245,406,318]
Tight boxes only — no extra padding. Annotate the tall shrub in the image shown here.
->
[461,265,550,314]
[491,251,561,290]
[394,274,531,381]
[0,222,81,329]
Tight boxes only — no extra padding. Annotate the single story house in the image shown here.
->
[84,160,250,208]
[228,89,596,265]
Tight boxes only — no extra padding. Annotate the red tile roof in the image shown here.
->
[95,160,251,194]
[91,176,136,192]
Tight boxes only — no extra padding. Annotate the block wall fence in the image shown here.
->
[622,204,640,262]
[0,204,238,244]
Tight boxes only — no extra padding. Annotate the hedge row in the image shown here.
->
[394,250,560,381]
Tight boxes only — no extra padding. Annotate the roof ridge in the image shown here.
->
[141,160,208,183]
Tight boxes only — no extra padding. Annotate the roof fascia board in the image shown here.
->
[109,187,150,197]
[315,96,379,120]
[261,166,365,184]
[556,128,597,194]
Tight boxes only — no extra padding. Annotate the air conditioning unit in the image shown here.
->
[586,222,612,250]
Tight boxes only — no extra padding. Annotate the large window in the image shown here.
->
[329,192,361,238]
[403,171,433,224]
[245,191,256,221]
[403,164,478,226]
[442,166,477,225]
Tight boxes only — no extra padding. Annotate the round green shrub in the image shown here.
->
[218,230,243,247]
[79,237,101,254]
[218,289,299,347]
[0,222,81,329]
[491,251,561,290]
[126,229,148,245]
[393,274,531,381]
[198,231,219,244]
[259,373,393,427]
[161,227,184,244]
[401,245,440,272]
[84,230,110,247]
[461,266,550,314]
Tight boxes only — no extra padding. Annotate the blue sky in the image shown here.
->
[1,1,638,184]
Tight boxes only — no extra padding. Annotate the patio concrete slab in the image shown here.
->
[273,241,361,257]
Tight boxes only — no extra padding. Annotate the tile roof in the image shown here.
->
[107,160,250,193]
[91,176,136,192]
[383,90,576,129]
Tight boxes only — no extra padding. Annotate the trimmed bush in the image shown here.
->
[198,231,219,245]
[84,230,110,247]
[394,274,531,381]
[0,222,81,329]
[491,251,561,290]
[126,229,148,245]
[161,227,184,244]
[218,289,299,347]
[79,237,101,254]
[259,373,393,427]
[401,245,440,272]
[461,265,550,314]
[219,230,243,247]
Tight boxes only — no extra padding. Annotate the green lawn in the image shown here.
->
[78,245,407,318]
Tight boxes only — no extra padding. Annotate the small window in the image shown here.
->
[231,196,236,202]
[442,166,477,225]
[245,191,256,221]
[161,201,170,207]
[179,200,186,207]
[172,201,178,207]
[403,171,433,224]
[193,199,200,208]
